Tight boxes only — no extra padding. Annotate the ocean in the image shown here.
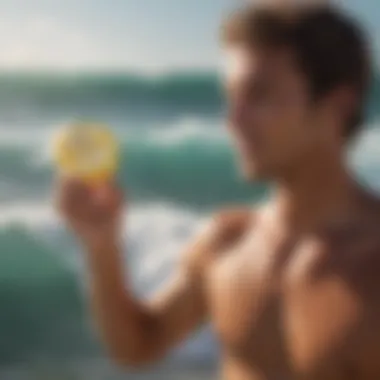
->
[0,72,379,379]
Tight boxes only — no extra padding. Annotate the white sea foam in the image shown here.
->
[351,124,380,167]
[0,202,56,228]
[0,127,51,148]
[350,122,380,191]
[0,201,206,287]
[140,117,227,146]
[0,116,225,147]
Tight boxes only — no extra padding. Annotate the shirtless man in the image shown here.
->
[56,3,380,380]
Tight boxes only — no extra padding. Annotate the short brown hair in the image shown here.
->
[221,3,371,139]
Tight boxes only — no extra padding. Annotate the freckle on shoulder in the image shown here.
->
[213,206,255,240]
[181,206,255,273]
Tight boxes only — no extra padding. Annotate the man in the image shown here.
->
[56,3,380,379]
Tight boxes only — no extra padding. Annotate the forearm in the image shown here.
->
[56,180,207,366]
[84,240,164,366]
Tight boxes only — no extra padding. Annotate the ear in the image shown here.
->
[326,85,358,130]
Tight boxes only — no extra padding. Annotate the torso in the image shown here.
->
[205,200,380,380]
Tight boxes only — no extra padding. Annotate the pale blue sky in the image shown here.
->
[0,0,378,72]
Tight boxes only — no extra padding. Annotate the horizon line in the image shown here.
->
[0,65,222,77]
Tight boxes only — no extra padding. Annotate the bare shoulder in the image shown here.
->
[182,207,254,275]
[307,193,380,280]
[213,207,254,240]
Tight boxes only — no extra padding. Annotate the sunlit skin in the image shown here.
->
[56,43,380,380]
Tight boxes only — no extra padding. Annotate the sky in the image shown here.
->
[0,0,378,73]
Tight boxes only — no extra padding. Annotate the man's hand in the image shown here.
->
[55,177,124,248]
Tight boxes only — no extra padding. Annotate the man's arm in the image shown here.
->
[56,179,251,368]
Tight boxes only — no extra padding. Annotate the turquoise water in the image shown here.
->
[0,72,379,378]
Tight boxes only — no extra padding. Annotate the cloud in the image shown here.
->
[0,14,109,70]
[0,13,214,73]
[0,0,225,74]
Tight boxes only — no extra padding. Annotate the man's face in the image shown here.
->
[224,46,334,181]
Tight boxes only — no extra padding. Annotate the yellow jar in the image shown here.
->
[52,122,119,184]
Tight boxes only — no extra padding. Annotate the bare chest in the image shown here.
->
[206,232,380,379]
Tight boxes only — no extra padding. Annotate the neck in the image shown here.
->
[270,146,360,233]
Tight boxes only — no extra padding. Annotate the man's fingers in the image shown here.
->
[55,176,91,215]
[54,176,124,234]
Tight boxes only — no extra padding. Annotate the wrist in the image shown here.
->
[83,235,122,255]
[82,236,127,290]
